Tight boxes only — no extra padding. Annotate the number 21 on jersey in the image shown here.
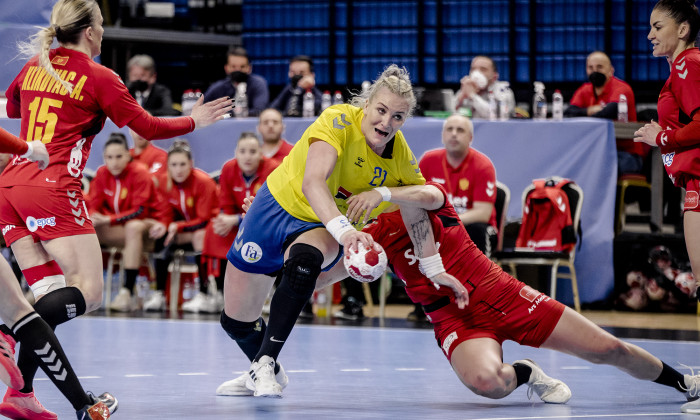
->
[27,97,63,143]
[369,167,387,186]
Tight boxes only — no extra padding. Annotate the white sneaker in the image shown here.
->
[143,291,165,312]
[682,398,700,414]
[109,288,134,312]
[684,370,700,401]
[514,359,571,404]
[182,292,209,313]
[246,355,283,397]
[217,363,288,396]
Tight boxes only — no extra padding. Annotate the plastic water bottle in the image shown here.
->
[333,90,344,105]
[181,89,196,116]
[552,89,564,121]
[487,91,497,121]
[233,82,248,118]
[533,81,547,120]
[618,93,628,123]
[302,89,315,118]
[287,87,302,117]
[497,82,510,121]
[314,287,331,318]
[321,90,332,111]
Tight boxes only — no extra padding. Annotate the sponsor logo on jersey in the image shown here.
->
[354,157,365,168]
[2,225,15,236]
[26,216,56,233]
[527,293,550,314]
[685,191,699,210]
[442,331,458,355]
[662,152,674,167]
[241,242,263,263]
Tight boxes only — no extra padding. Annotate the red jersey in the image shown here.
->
[656,48,700,186]
[264,139,293,166]
[202,157,276,259]
[86,162,161,224]
[155,169,218,232]
[2,47,194,191]
[419,148,497,228]
[570,76,642,156]
[130,144,167,176]
[363,183,494,306]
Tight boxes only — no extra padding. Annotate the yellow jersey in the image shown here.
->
[266,104,425,225]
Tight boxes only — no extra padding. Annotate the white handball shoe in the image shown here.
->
[682,398,700,414]
[143,291,165,312]
[182,292,209,313]
[246,356,283,397]
[109,288,135,312]
[217,363,288,396]
[683,370,700,402]
[514,359,572,404]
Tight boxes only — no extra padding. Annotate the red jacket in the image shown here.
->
[86,161,160,224]
[130,144,167,176]
[155,168,218,232]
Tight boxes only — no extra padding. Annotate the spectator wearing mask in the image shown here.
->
[203,47,269,117]
[455,55,515,119]
[565,51,643,174]
[269,55,323,117]
[126,54,179,116]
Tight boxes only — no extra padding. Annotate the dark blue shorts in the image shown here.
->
[226,182,343,275]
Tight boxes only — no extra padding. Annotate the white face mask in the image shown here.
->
[469,70,488,90]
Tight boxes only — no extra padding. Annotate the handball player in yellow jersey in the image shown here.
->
[217,65,425,397]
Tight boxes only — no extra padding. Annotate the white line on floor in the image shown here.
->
[177,372,208,376]
[340,368,371,372]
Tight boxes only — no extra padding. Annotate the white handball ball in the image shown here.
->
[344,242,388,283]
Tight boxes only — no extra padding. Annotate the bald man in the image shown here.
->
[565,51,643,174]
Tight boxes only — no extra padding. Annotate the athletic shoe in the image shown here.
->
[682,398,700,414]
[0,388,57,420]
[513,359,571,404]
[0,331,23,390]
[333,296,365,321]
[182,292,209,313]
[76,392,118,419]
[143,291,165,312]
[216,363,288,396]
[683,369,700,401]
[246,355,283,397]
[109,288,134,312]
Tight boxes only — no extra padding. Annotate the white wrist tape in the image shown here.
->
[419,253,446,279]
[374,186,391,202]
[20,142,33,159]
[326,215,355,244]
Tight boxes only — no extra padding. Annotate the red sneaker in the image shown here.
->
[0,331,23,390]
[0,388,57,420]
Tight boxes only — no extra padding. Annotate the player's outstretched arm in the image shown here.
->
[400,204,469,308]
[347,184,444,224]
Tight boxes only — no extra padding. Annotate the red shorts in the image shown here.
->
[0,185,94,245]
[430,270,565,361]
[682,177,700,212]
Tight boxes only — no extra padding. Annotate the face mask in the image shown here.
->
[229,71,249,84]
[588,71,607,88]
[129,80,149,93]
[290,74,303,87]
[469,70,488,90]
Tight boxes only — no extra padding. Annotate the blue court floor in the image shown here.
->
[18,316,700,419]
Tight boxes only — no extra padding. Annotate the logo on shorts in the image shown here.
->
[519,285,539,302]
[241,242,263,263]
[685,191,699,210]
[26,216,56,233]
[2,225,15,236]
[442,331,458,355]
[528,294,550,314]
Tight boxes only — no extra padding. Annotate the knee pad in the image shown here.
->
[220,312,265,342]
[281,243,324,296]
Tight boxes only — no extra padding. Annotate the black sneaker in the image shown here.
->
[333,296,365,321]
[77,392,117,419]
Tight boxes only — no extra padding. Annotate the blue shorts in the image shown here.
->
[226,182,343,275]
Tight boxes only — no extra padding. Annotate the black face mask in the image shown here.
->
[229,71,249,84]
[129,80,149,93]
[588,71,607,88]
[290,74,303,87]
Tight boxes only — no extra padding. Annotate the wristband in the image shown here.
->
[326,215,355,244]
[656,130,669,147]
[374,186,391,202]
[19,142,33,159]
[418,253,446,279]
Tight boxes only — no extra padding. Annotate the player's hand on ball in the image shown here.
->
[344,241,388,282]
[430,272,470,309]
[340,230,374,257]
